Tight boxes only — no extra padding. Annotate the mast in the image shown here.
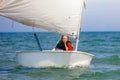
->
[75,29,81,51]
[75,0,85,51]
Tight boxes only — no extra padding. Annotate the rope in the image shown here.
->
[32,27,42,51]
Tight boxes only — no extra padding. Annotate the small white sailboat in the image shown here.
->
[0,0,94,68]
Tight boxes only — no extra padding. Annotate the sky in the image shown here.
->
[0,0,120,32]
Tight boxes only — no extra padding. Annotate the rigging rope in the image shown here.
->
[32,27,42,51]
[33,33,42,51]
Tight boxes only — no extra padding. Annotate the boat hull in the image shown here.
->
[16,50,94,68]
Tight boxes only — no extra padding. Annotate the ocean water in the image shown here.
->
[0,32,120,80]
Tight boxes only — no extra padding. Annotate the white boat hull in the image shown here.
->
[16,50,94,68]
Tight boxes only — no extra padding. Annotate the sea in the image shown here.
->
[0,32,120,80]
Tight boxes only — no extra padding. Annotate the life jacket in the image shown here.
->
[56,40,73,51]
[67,41,73,51]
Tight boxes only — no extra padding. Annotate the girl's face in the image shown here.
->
[62,36,68,43]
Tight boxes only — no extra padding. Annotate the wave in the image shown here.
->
[93,55,120,66]
[79,69,120,80]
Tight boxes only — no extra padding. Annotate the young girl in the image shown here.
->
[55,35,73,51]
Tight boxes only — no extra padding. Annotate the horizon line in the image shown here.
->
[0,31,120,33]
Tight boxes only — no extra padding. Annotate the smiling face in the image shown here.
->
[62,35,68,43]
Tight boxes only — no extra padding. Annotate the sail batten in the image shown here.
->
[0,0,85,38]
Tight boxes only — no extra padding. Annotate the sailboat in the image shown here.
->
[0,0,94,68]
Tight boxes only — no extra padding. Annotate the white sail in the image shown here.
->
[0,0,85,38]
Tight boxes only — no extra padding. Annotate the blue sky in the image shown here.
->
[81,0,120,31]
[0,0,120,32]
